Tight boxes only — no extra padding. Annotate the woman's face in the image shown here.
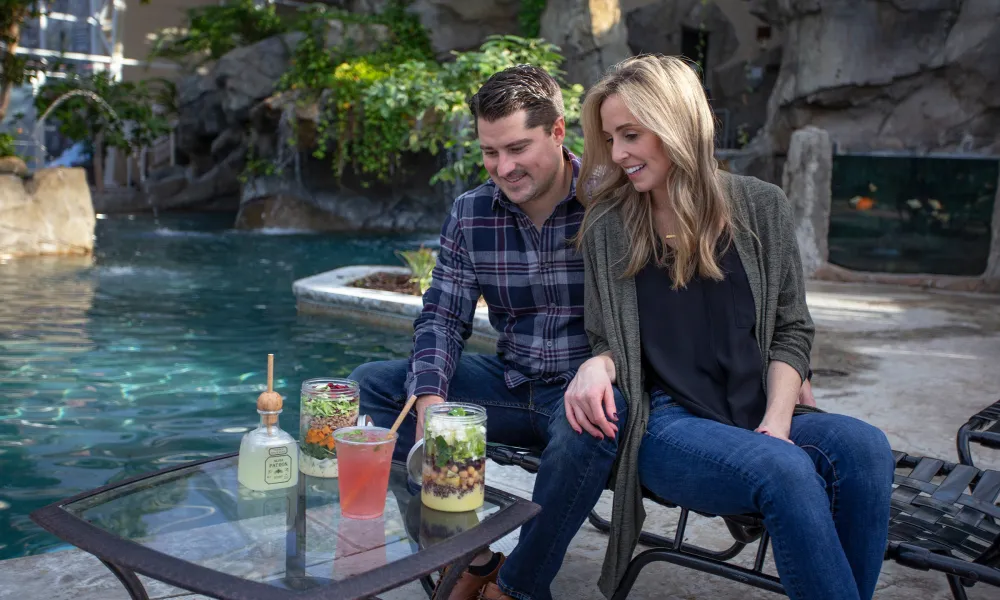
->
[599,94,671,193]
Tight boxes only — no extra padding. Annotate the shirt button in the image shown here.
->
[546,341,553,348]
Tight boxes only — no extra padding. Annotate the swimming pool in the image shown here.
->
[0,212,429,559]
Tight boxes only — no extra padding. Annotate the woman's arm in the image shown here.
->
[758,183,816,441]
[757,361,800,442]
[564,229,620,439]
[765,184,814,382]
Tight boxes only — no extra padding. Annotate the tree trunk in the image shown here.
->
[0,16,24,124]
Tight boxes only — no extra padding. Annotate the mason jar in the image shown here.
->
[420,403,487,512]
[298,378,359,478]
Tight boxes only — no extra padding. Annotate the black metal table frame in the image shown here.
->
[30,451,540,600]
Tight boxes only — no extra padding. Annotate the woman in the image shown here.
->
[566,55,895,600]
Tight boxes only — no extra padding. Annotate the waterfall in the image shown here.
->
[33,89,123,170]
[275,102,301,188]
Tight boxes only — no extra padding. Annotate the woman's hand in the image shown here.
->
[564,353,618,440]
[755,419,793,444]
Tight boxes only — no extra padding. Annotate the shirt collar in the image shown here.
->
[491,146,581,212]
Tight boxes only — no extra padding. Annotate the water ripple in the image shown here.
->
[0,213,425,559]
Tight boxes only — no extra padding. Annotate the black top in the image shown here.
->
[635,241,767,430]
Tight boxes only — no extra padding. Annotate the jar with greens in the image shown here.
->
[299,378,359,478]
[421,403,487,512]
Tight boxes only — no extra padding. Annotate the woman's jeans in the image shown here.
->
[638,391,895,600]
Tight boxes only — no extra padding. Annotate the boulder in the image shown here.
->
[408,0,521,58]
[760,0,1000,154]
[236,150,451,232]
[0,168,95,258]
[147,146,245,211]
[324,19,390,54]
[540,0,632,86]
[177,32,305,159]
[0,156,28,176]
[782,126,832,278]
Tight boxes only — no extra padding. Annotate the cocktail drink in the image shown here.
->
[334,426,396,520]
[299,378,359,478]
[421,404,487,512]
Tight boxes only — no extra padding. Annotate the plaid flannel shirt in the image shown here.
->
[405,148,591,400]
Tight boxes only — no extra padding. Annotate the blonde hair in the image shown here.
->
[577,55,732,288]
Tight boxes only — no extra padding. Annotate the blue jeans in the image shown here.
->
[349,355,628,600]
[638,392,894,600]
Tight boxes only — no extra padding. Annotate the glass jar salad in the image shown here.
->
[298,378,359,478]
[420,403,487,512]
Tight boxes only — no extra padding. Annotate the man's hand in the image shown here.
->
[414,394,445,441]
[564,354,618,440]
[797,379,816,407]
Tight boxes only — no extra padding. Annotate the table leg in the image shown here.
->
[99,559,150,600]
[432,549,479,600]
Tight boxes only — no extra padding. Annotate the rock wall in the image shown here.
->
[759,0,1000,155]
[623,0,781,149]
[0,168,95,259]
[133,22,392,216]
[541,0,632,87]
[235,148,451,232]
[408,0,521,58]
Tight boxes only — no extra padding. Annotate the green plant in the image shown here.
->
[0,132,16,158]
[148,0,291,68]
[736,124,751,148]
[396,246,437,294]
[518,0,547,38]
[280,33,581,187]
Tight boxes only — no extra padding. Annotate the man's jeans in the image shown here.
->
[350,355,628,600]
[638,391,895,600]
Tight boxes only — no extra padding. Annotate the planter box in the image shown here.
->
[292,266,498,351]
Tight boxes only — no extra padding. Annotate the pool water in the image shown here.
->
[0,213,429,560]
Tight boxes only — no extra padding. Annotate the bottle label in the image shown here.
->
[269,447,288,457]
[264,453,292,484]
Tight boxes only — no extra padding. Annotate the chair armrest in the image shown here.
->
[888,542,1000,587]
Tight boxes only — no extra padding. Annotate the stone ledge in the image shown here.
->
[814,262,1000,295]
[292,266,498,351]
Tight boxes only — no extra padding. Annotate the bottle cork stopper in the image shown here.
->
[257,353,282,433]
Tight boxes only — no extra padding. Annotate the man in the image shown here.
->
[349,65,627,600]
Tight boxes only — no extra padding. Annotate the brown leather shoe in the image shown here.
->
[433,554,506,600]
[478,582,515,600]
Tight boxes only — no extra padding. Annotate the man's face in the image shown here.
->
[478,110,566,207]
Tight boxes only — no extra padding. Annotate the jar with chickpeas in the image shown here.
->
[420,403,486,512]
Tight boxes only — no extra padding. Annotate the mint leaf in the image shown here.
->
[447,407,467,416]
[434,435,451,468]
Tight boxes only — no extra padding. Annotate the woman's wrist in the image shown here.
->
[595,352,616,383]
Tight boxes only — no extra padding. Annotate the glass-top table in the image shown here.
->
[30,452,539,600]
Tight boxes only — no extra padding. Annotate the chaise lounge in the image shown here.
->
[472,399,1000,600]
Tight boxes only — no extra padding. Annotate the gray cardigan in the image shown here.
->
[582,171,815,597]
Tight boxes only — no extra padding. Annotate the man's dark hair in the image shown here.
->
[468,64,565,135]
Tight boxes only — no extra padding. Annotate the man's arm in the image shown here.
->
[405,204,482,404]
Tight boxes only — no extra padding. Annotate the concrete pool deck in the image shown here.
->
[1,273,998,599]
